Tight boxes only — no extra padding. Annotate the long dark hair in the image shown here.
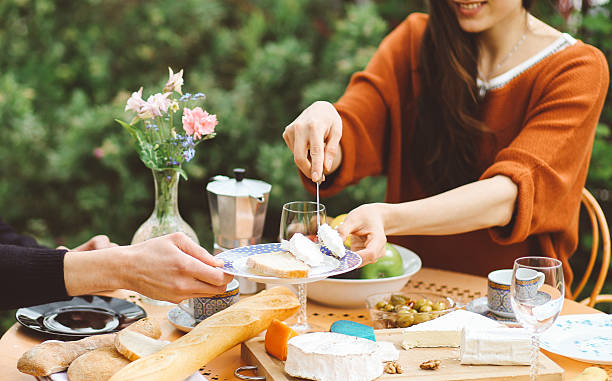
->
[413,0,534,195]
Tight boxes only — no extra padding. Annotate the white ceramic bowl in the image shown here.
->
[307,244,422,308]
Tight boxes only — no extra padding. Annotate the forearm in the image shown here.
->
[0,245,68,309]
[63,246,128,296]
[382,175,518,236]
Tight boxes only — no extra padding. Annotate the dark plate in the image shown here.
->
[16,295,146,340]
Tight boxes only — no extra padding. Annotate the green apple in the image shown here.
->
[360,243,404,279]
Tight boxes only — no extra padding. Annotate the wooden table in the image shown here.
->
[1,268,610,380]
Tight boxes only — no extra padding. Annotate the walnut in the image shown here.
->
[384,361,404,374]
[420,359,441,370]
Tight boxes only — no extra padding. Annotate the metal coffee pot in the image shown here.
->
[206,168,271,293]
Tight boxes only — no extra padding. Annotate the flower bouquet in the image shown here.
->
[117,67,217,180]
[117,68,218,246]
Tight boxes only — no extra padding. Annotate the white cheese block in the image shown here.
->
[280,233,323,267]
[285,332,384,381]
[376,341,399,362]
[401,310,503,349]
[317,223,346,258]
[460,328,531,365]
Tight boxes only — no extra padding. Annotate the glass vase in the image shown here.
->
[132,168,199,304]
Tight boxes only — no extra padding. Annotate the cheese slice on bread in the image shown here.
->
[281,233,323,266]
[247,251,310,278]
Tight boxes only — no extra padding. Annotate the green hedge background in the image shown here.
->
[1,0,611,333]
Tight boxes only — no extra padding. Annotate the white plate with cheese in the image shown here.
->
[540,314,612,364]
[217,243,362,284]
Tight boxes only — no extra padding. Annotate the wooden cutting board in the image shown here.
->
[240,329,564,381]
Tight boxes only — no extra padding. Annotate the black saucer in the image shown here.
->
[16,295,146,340]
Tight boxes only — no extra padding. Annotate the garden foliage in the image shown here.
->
[0,0,610,327]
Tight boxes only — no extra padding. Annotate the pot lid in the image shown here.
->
[206,168,271,202]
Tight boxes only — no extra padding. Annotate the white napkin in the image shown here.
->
[36,371,207,381]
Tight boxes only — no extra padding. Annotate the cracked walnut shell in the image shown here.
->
[384,361,404,374]
[420,359,441,370]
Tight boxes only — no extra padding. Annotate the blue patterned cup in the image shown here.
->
[488,269,544,317]
[487,269,514,317]
[178,279,239,322]
[514,268,545,300]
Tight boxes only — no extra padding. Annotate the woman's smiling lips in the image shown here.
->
[454,1,488,16]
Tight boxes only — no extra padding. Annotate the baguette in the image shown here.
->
[17,317,161,377]
[67,347,130,381]
[110,286,300,381]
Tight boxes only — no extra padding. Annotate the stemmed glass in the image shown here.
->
[279,201,326,332]
[510,256,564,381]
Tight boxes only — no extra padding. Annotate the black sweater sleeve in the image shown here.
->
[0,218,69,310]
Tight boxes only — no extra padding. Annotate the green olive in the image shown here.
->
[418,304,433,313]
[383,303,395,312]
[390,294,408,306]
[395,305,411,313]
[408,308,419,314]
[376,301,388,310]
[414,299,427,309]
[396,314,415,328]
[425,299,434,306]
[432,302,447,311]
[414,313,431,324]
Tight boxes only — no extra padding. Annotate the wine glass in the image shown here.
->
[279,201,326,332]
[510,256,564,381]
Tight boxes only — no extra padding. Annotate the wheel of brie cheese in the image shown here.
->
[284,332,385,381]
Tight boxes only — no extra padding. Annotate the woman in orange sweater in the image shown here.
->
[283,0,608,287]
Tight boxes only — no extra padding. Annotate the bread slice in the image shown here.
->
[17,317,161,377]
[67,347,129,381]
[247,251,309,278]
[114,330,169,361]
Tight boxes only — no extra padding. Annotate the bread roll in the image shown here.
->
[17,317,161,376]
[110,286,300,381]
[67,347,130,381]
[571,367,608,381]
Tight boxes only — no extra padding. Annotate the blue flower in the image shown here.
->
[179,93,192,102]
[183,148,195,162]
[181,136,194,148]
[193,92,206,100]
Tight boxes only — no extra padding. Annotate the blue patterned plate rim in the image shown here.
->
[540,314,612,365]
[216,242,362,285]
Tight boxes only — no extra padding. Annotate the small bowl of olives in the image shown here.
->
[365,292,456,329]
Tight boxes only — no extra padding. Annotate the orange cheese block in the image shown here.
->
[264,319,299,361]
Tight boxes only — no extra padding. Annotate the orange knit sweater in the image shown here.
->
[303,13,609,288]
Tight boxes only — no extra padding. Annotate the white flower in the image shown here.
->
[125,87,147,114]
[145,92,172,117]
[164,67,184,95]
[169,100,180,113]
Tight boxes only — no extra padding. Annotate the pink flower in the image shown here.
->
[93,147,104,159]
[145,92,172,117]
[164,67,184,94]
[182,107,218,139]
[125,87,147,114]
